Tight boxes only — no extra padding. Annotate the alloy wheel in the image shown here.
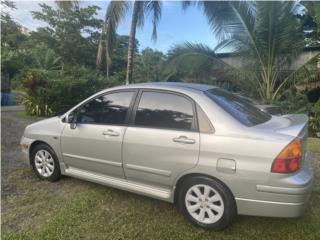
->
[34,149,55,178]
[185,184,224,224]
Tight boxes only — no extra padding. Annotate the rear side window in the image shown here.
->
[205,88,271,126]
[134,91,194,130]
[77,91,134,125]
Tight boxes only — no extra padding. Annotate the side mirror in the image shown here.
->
[66,112,77,129]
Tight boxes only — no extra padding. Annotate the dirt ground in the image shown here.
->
[1,110,35,198]
[1,109,96,234]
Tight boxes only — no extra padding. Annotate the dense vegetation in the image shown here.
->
[1,1,167,114]
[1,0,319,136]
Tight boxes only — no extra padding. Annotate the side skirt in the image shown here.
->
[64,167,173,202]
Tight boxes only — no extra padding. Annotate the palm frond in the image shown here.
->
[145,0,162,41]
[273,53,320,100]
[96,1,129,71]
[167,42,232,75]
[169,42,217,62]
[168,42,254,87]
[255,1,303,67]
[173,1,306,101]
[105,1,129,52]
[181,0,195,11]
[202,1,251,41]
[135,1,145,29]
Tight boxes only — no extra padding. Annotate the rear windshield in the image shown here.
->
[205,88,271,127]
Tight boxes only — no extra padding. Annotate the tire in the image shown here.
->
[30,143,61,182]
[177,176,236,230]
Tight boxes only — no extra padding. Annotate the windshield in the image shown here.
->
[205,88,271,127]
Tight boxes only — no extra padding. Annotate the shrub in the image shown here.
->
[273,88,311,114]
[48,66,110,115]
[21,69,54,116]
[48,76,107,115]
[20,66,110,117]
[309,99,320,137]
[272,87,320,137]
[307,87,320,103]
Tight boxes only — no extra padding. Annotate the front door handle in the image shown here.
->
[173,136,196,144]
[102,129,120,137]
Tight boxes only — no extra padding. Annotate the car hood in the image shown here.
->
[24,116,65,138]
[26,116,61,129]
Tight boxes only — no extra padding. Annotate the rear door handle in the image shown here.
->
[102,129,120,137]
[173,136,195,144]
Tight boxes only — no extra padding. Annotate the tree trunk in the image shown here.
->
[105,20,110,79]
[96,36,103,73]
[96,14,108,74]
[126,1,141,85]
[106,53,109,79]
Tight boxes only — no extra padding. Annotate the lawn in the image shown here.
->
[2,159,320,240]
[1,111,320,240]
[308,138,320,153]
[2,152,320,240]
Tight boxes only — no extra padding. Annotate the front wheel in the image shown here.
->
[178,176,236,230]
[30,143,61,182]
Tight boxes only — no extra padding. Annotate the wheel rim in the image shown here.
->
[34,150,54,178]
[185,184,224,224]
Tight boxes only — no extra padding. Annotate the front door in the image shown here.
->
[61,90,136,178]
[123,90,200,188]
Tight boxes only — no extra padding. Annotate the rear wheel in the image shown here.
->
[30,143,61,182]
[177,176,236,230]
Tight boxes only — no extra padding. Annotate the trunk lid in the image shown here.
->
[274,114,308,138]
[255,114,308,138]
[255,114,309,161]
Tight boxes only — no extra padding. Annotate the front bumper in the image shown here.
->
[236,152,314,218]
[20,136,35,166]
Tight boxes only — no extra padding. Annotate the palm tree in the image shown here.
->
[172,1,305,102]
[167,42,256,92]
[96,1,129,77]
[97,0,162,84]
[55,0,78,12]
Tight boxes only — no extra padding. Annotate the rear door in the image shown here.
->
[122,90,200,188]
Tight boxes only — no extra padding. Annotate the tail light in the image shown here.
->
[271,138,302,173]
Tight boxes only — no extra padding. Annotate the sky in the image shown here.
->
[7,0,219,53]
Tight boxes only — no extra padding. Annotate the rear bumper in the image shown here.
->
[236,152,314,218]
[236,195,310,218]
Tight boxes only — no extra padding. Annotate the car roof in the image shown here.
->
[112,82,217,92]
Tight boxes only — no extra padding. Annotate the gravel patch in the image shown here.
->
[1,110,36,197]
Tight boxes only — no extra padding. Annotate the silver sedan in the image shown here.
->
[21,82,313,229]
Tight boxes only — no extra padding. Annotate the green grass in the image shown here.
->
[1,137,319,239]
[2,154,320,240]
[308,138,320,153]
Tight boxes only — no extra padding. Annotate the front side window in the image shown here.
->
[134,91,194,130]
[205,88,271,127]
[77,91,134,125]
